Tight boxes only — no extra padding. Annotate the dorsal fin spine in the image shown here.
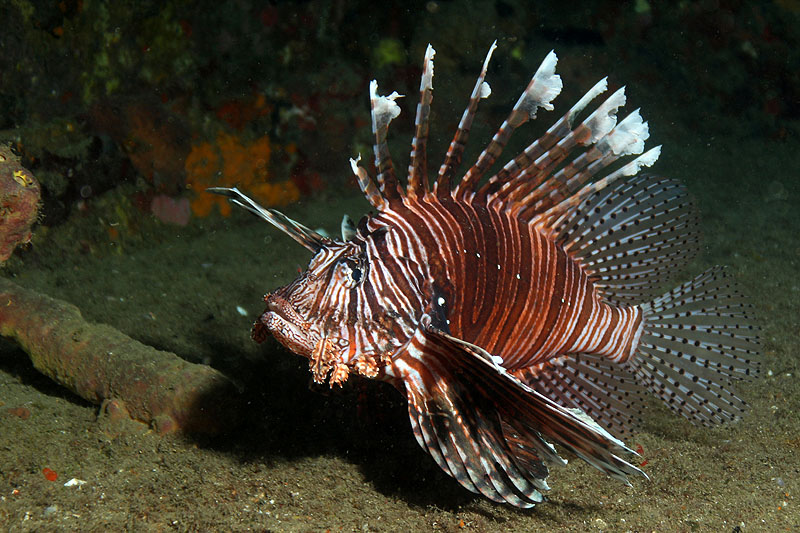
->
[436,41,497,198]
[350,155,385,210]
[547,110,650,204]
[480,118,570,202]
[407,45,436,200]
[534,146,662,235]
[369,80,404,204]
[456,50,563,202]
[567,78,609,126]
[484,80,612,208]
[493,86,643,222]
[536,108,650,209]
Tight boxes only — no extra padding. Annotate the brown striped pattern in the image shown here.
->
[213,43,760,508]
[371,198,644,369]
[394,319,642,507]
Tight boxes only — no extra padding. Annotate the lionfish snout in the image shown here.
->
[255,293,318,357]
[259,291,362,386]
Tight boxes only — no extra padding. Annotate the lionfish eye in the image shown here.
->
[340,257,365,287]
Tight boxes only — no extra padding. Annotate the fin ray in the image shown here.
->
[455,50,563,201]
[206,187,328,252]
[548,175,701,303]
[514,354,647,438]
[436,41,497,198]
[349,155,385,210]
[407,45,436,199]
[631,267,761,426]
[395,317,645,507]
[481,78,609,205]
[369,80,404,204]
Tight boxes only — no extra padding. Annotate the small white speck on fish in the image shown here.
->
[490,355,507,374]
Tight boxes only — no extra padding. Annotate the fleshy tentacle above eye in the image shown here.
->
[206,186,330,252]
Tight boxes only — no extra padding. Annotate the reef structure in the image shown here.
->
[0,145,40,263]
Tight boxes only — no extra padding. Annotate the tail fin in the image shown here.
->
[629,267,761,426]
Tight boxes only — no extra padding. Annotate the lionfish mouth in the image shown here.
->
[260,294,317,357]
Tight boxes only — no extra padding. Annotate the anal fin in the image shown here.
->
[514,354,647,439]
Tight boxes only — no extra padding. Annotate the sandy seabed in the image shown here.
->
[1,111,798,533]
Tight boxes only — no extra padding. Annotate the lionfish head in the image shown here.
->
[208,187,391,386]
[261,237,370,369]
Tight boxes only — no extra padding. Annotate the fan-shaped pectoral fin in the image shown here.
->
[391,316,645,507]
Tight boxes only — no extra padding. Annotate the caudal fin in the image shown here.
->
[629,267,761,426]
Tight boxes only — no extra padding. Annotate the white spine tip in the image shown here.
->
[421,45,436,90]
[603,109,650,156]
[586,87,627,142]
[568,77,609,125]
[370,80,403,130]
[349,154,362,175]
[621,145,661,176]
[525,50,562,118]
[482,40,498,72]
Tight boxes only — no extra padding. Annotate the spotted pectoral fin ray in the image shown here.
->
[393,316,645,507]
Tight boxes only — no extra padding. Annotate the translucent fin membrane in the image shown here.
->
[515,354,647,438]
[550,175,701,304]
[631,267,761,426]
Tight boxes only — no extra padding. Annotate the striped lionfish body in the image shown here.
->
[210,42,760,507]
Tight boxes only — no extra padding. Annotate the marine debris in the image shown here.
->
[0,277,242,435]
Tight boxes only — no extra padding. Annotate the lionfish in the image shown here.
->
[210,42,760,507]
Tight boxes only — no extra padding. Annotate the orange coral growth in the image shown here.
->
[185,132,299,217]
